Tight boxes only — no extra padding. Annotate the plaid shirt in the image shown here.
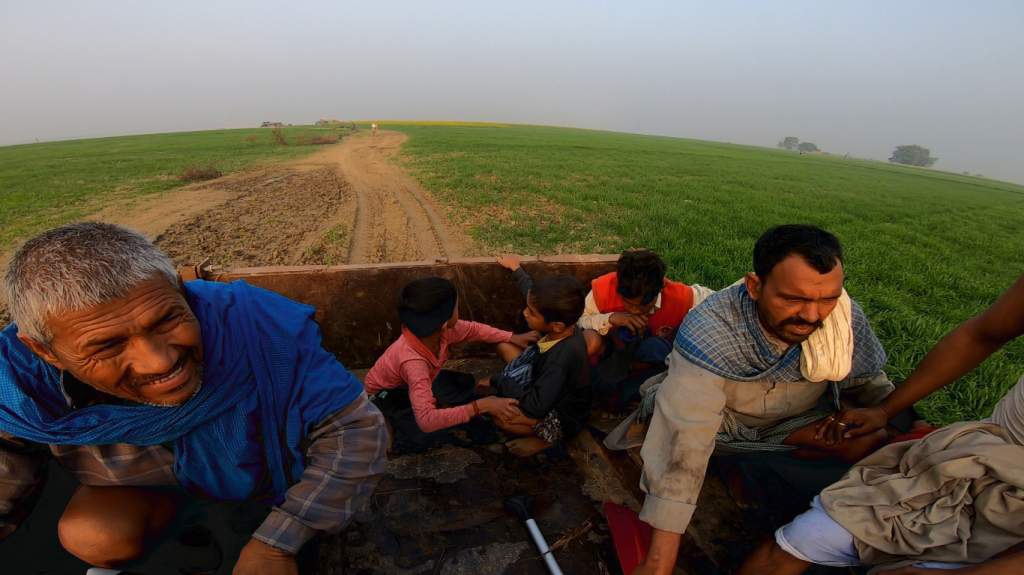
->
[0,393,387,554]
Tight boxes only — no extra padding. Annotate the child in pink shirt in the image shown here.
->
[365,277,535,448]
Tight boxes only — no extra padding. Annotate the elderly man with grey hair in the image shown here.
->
[0,222,388,574]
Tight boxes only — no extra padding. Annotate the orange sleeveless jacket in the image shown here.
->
[591,272,695,336]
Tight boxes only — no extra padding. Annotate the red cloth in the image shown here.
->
[364,321,512,432]
[591,272,695,336]
[604,502,652,574]
[890,424,939,444]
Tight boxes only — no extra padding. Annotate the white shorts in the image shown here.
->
[775,496,968,570]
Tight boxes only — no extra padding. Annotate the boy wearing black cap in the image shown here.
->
[364,277,536,449]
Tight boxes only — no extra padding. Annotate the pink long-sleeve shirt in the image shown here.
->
[364,321,513,432]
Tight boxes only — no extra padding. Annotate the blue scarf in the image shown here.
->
[0,280,363,502]
[674,283,886,384]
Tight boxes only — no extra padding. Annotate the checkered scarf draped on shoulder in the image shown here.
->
[673,283,886,386]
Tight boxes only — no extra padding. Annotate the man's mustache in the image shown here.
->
[129,354,191,388]
[781,318,824,330]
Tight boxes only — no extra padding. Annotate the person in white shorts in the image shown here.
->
[738,275,1024,574]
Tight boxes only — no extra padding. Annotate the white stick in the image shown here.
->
[525,517,564,575]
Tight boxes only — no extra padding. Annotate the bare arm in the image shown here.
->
[632,529,682,575]
[966,550,1024,575]
[837,275,1024,438]
[878,274,1024,418]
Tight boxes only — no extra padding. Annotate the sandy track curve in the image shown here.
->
[325,131,463,263]
[151,129,467,268]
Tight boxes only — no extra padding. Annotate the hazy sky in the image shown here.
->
[2,1,1022,183]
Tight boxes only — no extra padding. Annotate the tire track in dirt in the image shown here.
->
[2,129,469,306]
[154,166,356,267]
[151,130,468,268]
[330,131,466,263]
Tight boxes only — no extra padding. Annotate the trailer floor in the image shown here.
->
[0,357,862,575]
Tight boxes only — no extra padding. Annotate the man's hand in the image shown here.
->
[496,254,523,271]
[610,312,648,335]
[233,539,297,575]
[508,331,540,348]
[477,396,520,421]
[815,407,889,445]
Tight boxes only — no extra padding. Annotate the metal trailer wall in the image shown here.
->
[182,255,618,369]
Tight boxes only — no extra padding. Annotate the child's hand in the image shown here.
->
[477,396,521,420]
[508,331,541,348]
[609,312,648,335]
[496,254,522,271]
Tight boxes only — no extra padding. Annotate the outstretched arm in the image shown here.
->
[837,275,1024,438]
[879,274,1024,418]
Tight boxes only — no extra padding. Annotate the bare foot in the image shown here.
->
[506,437,551,457]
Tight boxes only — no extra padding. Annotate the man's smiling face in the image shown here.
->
[21,277,204,406]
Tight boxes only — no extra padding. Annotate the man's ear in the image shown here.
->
[17,333,65,369]
[744,272,763,301]
[550,321,568,335]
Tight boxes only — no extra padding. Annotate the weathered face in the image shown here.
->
[20,277,204,406]
[745,255,844,345]
[621,294,657,316]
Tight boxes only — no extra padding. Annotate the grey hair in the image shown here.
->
[4,222,179,343]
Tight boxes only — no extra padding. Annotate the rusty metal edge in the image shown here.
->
[178,254,620,281]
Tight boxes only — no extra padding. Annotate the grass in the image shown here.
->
[2,121,1021,424]
[385,123,1024,425]
[302,224,349,265]
[0,125,349,251]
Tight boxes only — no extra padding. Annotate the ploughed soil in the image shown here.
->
[149,130,468,268]
[2,130,466,272]
[0,130,469,322]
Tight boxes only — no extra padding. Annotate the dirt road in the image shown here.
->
[329,130,465,263]
[0,129,470,322]
[47,130,469,270]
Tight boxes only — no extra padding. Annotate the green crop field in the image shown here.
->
[388,123,1024,425]
[2,122,1021,424]
[0,125,347,251]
